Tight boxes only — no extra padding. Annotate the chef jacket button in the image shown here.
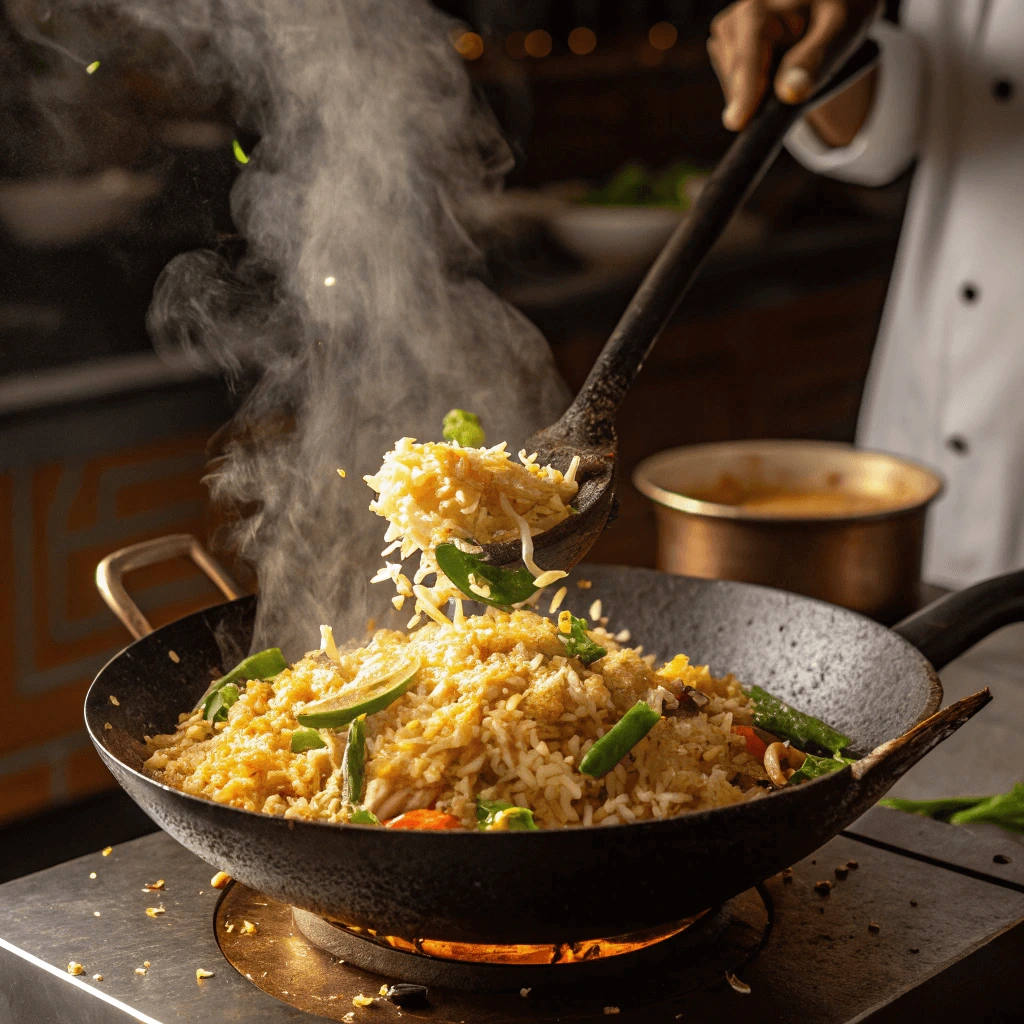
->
[946,435,970,455]
[993,79,1014,101]
[960,283,979,303]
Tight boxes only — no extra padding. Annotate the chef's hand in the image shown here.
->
[708,0,876,139]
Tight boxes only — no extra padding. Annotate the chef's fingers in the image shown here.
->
[772,0,849,104]
[713,1,776,130]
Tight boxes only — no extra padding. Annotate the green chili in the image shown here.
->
[342,715,367,805]
[749,686,851,756]
[788,752,855,784]
[882,783,1024,834]
[579,700,661,778]
[203,683,240,724]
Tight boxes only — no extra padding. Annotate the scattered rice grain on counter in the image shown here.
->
[196,968,214,981]
[143,610,766,828]
[352,994,374,1007]
[210,872,231,888]
[67,962,84,975]
[101,846,112,856]
[364,438,579,619]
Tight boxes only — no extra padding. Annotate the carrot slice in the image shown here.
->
[384,809,464,831]
[733,725,768,761]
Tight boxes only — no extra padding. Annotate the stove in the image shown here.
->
[1,805,1021,1023]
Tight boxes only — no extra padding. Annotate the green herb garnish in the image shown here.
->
[195,647,287,721]
[232,138,249,164]
[434,543,538,610]
[476,799,538,831]
[788,752,856,784]
[348,807,381,826]
[557,612,607,665]
[291,727,327,753]
[203,683,240,724]
[881,784,1024,834]
[342,715,367,804]
[749,686,851,757]
[579,700,661,778]
[442,409,486,448]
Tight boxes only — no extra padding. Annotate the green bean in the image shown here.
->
[579,700,661,778]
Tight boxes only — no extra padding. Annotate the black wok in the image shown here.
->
[87,534,1020,943]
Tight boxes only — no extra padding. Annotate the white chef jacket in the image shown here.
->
[785,1,1024,588]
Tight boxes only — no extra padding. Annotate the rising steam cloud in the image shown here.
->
[25,0,571,655]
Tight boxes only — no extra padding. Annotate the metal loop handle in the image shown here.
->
[96,533,243,640]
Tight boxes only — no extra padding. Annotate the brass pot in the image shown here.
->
[633,440,943,623]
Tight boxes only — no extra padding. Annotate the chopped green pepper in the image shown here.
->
[556,612,607,665]
[195,648,287,718]
[788,752,856,784]
[579,700,661,778]
[476,798,538,831]
[291,727,327,753]
[348,807,381,826]
[204,683,240,724]
[442,409,486,448]
[434,543,538,610]
[342,715,367,804]
[749,686,851,757]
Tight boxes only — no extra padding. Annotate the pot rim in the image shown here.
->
[633,439,944,524]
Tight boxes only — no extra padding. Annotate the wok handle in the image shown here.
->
[893,569,1024,670]
[96,533,243,640]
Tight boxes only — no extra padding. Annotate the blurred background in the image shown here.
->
[0,0,906,867]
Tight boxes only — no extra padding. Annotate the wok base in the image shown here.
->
[218,881,770,1012]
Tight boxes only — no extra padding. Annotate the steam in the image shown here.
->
[26,0,570,655]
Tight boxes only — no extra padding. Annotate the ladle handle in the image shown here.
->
[893,568,1024,670]
[560,19,881,445]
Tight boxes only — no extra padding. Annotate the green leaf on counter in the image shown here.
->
[881,783,1024,834]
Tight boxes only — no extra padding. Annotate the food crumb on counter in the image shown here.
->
[67,961,84,975]
[89,872,97,880]
[144,961,150,968]
[109,696,120,706]
[834,865,849,880]
[168,650,180,663]
[102,847,112,856]
[240,919,257,935]
[210,871,232,889]
[93,911,101,917]
[342,1013,355,1023]
[145,906,165,918]
[813,880,833,896]
[104,723,112,731]
[868,921,881,933]
[603,1008,620,1015]
[352,993,374,1007]
[726,971,752,994]
[196,968,214,981]
[781,867,793,883]
[520,987,532,997]
[92,974,103,981]
[143,880,165,891]
[385,983,429,1008]
[910,899,918,907]
[910,947,920,954]
[576,579,592,589]
[135,967,147,976]
[846,860,859,870]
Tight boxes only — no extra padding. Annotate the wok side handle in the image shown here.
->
[96,533,243,640]
[851,689,992,786]
[893,569,1024,669]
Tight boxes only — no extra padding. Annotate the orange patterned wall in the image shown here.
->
[0,419,231,825]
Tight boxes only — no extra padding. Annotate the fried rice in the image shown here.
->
[364,438,580,628]
[143,608,766,828]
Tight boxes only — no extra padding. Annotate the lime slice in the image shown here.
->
[296,657,420,729]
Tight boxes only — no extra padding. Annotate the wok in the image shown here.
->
[87,534,1020,944]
